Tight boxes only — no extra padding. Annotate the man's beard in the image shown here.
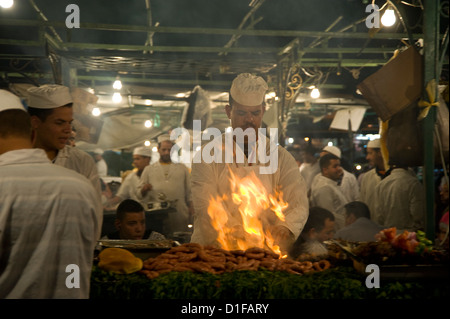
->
[160,154,171,163]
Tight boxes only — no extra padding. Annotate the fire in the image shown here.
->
[207,169,288,256]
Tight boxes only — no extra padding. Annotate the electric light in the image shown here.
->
[0,0,14,9]
[113,79,122,90]
[381,8,396,27]
[311,88,320,99]
[92,107,101,116]
[112,92,122,103]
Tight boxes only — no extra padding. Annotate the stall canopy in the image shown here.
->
[0,0,448,151]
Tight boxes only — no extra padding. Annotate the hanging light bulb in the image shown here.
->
[91,107,101,116]
[113,78,122,90]
[112,92,122,103]
[144,140,151,147]
[144,120,152,128]
[310,87,320,99]
[381,7,396,27]
[0,0,14,9]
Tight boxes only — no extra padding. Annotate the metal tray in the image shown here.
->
[97,239,179,260]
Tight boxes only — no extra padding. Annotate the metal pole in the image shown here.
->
[423,0,439,239]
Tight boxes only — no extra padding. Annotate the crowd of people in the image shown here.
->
[0,73,448,298]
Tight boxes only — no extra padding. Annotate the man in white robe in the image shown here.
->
[189,73,309,253]
[359,138,386,218]
[373,167,425,232]
[310,153,349,230]
[104,146,152,210]
[25,85,102,226]
[0,90,101,299]
[138,135,194,237]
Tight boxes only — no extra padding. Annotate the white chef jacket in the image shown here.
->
[373,168,426,231]
[96,158,108,177]
[137,161,193,233]
[189,133,309,246]
[311,169,359,203]
[0,149,101,299]
[340,169,360,202]
[54,145,102,199]
[299,161,320,193]
[310,174,349,229]
[359,168,382,218]
[115,170,144,204]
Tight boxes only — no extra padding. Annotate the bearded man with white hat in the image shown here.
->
[105,146,153,210]
[137,134,194,237]
[189,73,309,254]
[26,84,102,200]
[359,138,386,218]
[0,90,101,298]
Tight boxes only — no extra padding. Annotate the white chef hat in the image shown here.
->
[157,134,172,144]
[133,146,152,157]
[0,89,26,112]
[26,84,73,109]
[367,138,381,149]
[230,73,268,106]
[322,145,341,158]
[94,148,104,155]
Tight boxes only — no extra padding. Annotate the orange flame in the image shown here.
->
[207,169,288,255]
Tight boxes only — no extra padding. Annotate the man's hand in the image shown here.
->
[230,225,247,242]
[141,183,153,196]
[271,225,295,254]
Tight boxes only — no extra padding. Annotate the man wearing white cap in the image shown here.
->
[189,73,309,254]
[314,145,360,202]
[138,135,194,237]
[359,139,386,218]
[104,146,153,210]
[93,148,108,177]
[0,89,101,298]
[26,84,102,200]
[310,152,349,229]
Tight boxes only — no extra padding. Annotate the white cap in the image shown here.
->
[133,146,152,157]
[367,139,381,149]
[94,148,104,155]
[157,134,172,144]
[27,84,73,109]
[0,89,26,112]
[230,73,268,106]
[322,145,341,158]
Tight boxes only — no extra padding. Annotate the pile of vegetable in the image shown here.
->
[349,228,448,265]
[376,228,434,254]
